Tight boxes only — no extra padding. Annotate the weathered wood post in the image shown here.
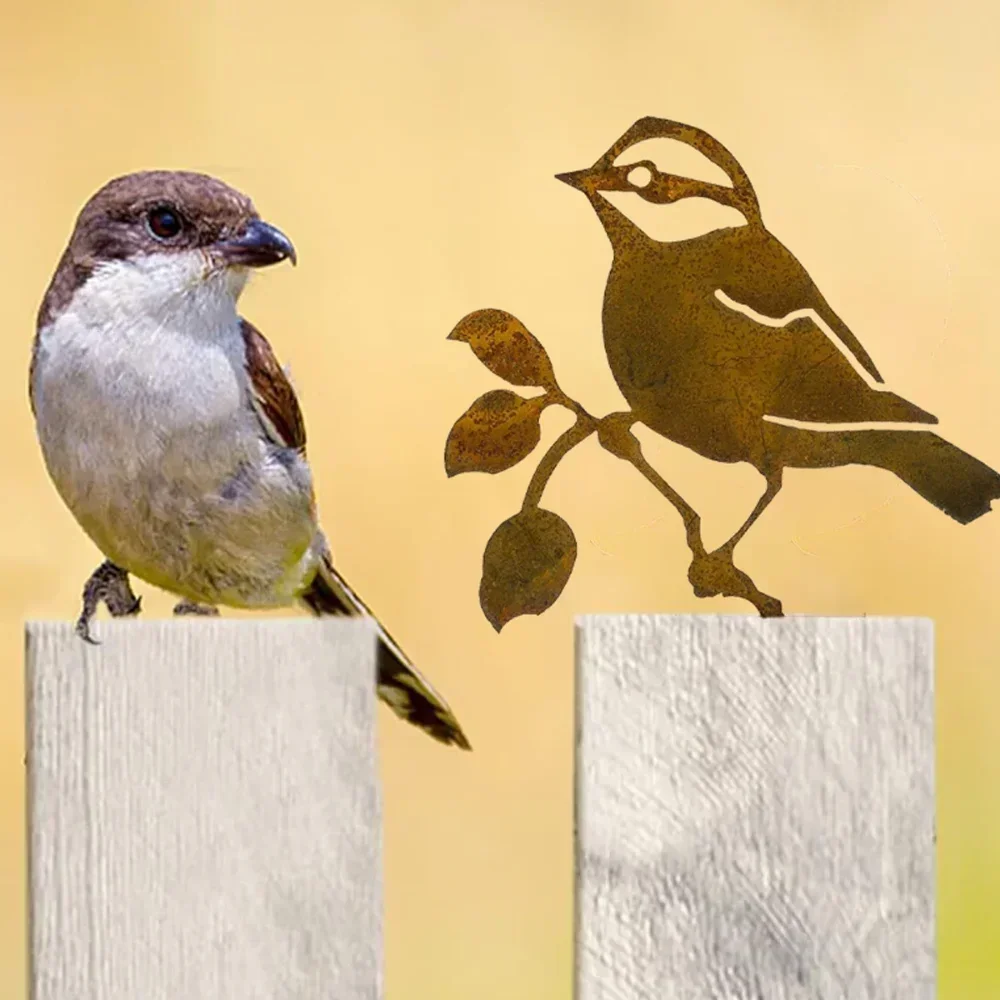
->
[575,615,936,999]
[26,618,383,1000]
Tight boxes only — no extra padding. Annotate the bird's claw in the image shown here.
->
[75,561,143,645]
[75,617,101,645]
[173,600,219,616]
[688,547,783,618]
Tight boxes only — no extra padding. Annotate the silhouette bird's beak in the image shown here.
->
[555,169,591,191]
[557,164,636,194]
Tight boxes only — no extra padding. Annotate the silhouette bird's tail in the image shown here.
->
[300,552,470,749]
[769,423,1000,524]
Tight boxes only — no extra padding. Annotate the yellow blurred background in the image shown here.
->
[2,0,999,995]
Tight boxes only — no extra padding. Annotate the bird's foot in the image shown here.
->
[688,546,783,618]
[173,600,219,616]
[75,561,143,645]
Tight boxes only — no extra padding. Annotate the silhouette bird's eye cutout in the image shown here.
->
[627,165,654,189]
[146,205,183,241]
[613,137,732,188]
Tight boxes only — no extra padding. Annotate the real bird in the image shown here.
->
[556,117,1000,587]
[31,170,469,749]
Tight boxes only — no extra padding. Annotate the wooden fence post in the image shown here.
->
[26,618,383,1000]
[575,615,936,999]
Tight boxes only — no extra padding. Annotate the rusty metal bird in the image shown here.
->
[446,116,1000,623]
[556,117,1000,581]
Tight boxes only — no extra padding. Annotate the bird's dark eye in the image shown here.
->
[146,205,183,240]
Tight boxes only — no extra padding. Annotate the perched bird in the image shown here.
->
[557,117,1000,558]
[30,170,469,749]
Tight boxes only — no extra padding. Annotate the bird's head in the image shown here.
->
[556,116,761,249]
[39,170,296,330]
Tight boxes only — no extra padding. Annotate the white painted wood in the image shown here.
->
[575,615,936,1000]
[26,618,382,1000]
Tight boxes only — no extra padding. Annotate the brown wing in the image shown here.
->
[240,318,306,453]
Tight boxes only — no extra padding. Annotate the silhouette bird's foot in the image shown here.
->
[595,409,784,614]
[688,546,783,618]
[75,560,143,644]
[173,600,219,616]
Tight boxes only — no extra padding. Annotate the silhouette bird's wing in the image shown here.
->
[712,303,939,427]
[714,226,885,384]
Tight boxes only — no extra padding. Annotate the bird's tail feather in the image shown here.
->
[770,424,1000,524]
[301,553,470,750]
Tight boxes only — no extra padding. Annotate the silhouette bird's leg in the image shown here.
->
[597,412,705,553]
[75,560,143,644]
[595,412,783,617]
[716,468,784,556]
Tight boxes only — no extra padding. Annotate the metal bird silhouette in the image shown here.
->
[446,117,1000,622]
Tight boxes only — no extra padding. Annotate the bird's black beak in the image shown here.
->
[215,219,297,268]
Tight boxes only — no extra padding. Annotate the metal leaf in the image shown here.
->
[445,390,548,477]
[479,507,577,632]
[448,309,558,389]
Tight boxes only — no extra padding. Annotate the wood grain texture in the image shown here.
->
[25,618,382,1000]
[575,615,936,1000]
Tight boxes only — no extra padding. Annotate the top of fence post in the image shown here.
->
[575,614,936,1000]
[26,617,383,1000]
